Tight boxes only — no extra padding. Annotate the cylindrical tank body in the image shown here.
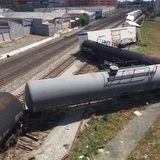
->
[25,64,160,113]
[126,10,142,21]
[82,40,160,66]
[0,92,23,147]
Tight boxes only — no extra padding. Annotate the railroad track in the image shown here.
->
[43,56,77,79]
[0,37,77,88]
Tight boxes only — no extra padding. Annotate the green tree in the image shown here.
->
[80,13,90,26]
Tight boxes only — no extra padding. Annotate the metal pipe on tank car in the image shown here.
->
[25,64,160,113]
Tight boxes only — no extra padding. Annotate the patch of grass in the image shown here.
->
[0,44,5,48]
[69,110,136,160]
[128,117,160,160]
[0,43,12,48]
[139,21,160,56]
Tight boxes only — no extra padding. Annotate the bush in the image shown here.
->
[80,13,90,26]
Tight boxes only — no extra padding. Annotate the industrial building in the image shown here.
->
[14,0,117,7]
[68,0,94,6]
[0,4,115,39]
[0,11,71,36]
[0,10,66,20]
[32,19,56,36]
[13,0,67,7]
[34,6,115,18]
[68,0,117,7]
[154,0,160,15]
[48,0,66,7]
[0,18,31,43]
[67,9,96,22]
[32,14,71,36]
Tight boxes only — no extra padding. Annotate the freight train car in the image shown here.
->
[0,92,23,152]
[25,64,160,113]
[82,40,160,66]
[79,27,137,47]
[1,64,160,151]
[126,10,142,22]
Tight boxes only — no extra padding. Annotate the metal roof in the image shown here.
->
[1,10,68,20]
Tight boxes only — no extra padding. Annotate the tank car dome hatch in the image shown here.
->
[0,92,23,151]
[109,65,119,76]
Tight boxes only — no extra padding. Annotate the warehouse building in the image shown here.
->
[1,11,66,20]
[34,6,115,18]
[17,0,117,7]
[32,19,56,36]
[48,0,66,7]
[0,18,31,43]
[68,0,117,7]
[32,14,71,36]
[0,11,71,35]
[67,9,96,22]
[154,0,160,15]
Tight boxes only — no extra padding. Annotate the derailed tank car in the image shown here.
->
[82,40,160,66]
[25,64,160,113]
[0,92,23,152]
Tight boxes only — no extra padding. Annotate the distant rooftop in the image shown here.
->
[34,6,115,12]
[0,10,68,20]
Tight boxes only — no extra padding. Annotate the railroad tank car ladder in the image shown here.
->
[106,65,157,86]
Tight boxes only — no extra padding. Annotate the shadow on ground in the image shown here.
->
[23,89,160,134]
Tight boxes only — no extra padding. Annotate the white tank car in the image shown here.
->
[25,64,160,113]
[126,10,142,22]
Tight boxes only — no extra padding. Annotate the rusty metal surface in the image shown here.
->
[0,93,17,111]
[0,92,23,145]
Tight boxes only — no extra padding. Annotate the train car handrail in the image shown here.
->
[106,66,157,86]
